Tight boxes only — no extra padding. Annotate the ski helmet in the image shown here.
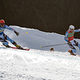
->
[69,25,75,30]
[0,19,5,24]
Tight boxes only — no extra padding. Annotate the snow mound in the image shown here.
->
[0,48,80,80]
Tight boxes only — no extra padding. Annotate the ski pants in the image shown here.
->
[0,33,15,46]
[68,40,80,53]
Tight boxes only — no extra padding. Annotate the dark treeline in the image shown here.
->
[1,0,80,37]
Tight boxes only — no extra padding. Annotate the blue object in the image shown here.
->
[0,25,15,46]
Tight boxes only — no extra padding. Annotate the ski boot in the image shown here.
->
[68,50,76,56]
[15,45,23,49]
[12,42,23,49]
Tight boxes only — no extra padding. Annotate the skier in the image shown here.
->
[0,19,23,49]
[64,25,80,56]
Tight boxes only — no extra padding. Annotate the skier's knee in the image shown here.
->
[7,36,14,43]
[78,44,80,49]
[72,49,76,53]
[3,41,8,46]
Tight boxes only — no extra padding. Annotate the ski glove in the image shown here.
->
[14,31,19,36]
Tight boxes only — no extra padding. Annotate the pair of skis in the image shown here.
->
[10,47,30,51]
[0,45,30,51]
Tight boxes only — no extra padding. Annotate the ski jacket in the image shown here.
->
[65,29,80,42]
[0,25,14,35]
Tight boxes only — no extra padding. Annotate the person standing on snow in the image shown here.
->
[0,19,23,49]
[64,25,80,56]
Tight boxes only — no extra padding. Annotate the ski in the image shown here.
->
[10,47,30,51]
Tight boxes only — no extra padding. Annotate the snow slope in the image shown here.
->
[4,26,68,51]
[0,26,80,80]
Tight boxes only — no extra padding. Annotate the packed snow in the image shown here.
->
[0,26,80,80]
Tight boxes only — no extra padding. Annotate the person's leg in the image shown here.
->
[0,34,10,47]
[68,40,76,55]
[6,35,23,49]
[2,41,10,47]
[74,40,80,49]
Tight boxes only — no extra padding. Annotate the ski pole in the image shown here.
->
[40,43,67,48]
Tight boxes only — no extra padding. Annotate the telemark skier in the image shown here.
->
[64,25,80,55]
[0,19,23,49]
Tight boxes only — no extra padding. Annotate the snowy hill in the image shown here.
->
[4,26,68,51]
[0,26,80,80]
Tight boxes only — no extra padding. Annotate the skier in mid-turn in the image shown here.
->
[64,25,80,56]
[0,19,23,49]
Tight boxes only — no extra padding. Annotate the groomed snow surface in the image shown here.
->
[0,26,80,80]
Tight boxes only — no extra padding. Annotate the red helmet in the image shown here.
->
[0,19,5,24]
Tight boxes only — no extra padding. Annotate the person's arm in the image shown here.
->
[5,25,19,36]
[64,32,68,42]
[5,25,14,31]
[74,29,80,32]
